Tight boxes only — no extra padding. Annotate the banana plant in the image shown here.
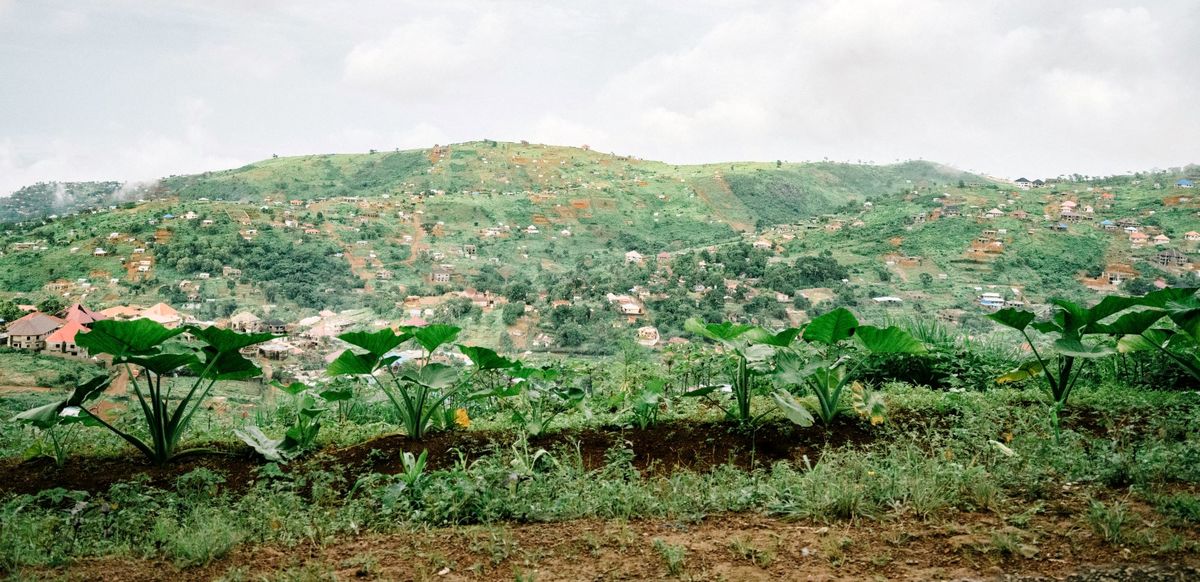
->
[1113,288,1200,381]
[327,325,520,440]
[681,318,799,424]
[19,319,275,464]
[771,308,926,426]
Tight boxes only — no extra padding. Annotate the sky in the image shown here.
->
[1,0,1198,195]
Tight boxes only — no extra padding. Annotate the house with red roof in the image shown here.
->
[45,320,90,357]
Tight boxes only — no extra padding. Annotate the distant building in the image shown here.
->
[5,312,65,350]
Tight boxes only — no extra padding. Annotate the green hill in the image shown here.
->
[1,141,1196,353]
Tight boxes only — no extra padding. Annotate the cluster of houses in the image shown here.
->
[1,303,183,358]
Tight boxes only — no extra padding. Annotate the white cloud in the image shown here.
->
[343,12,508,99]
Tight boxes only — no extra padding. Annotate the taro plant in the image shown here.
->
[477,365,586,437]
[1114,288,1200,381]
[11,375,111,467]
[628,379,665,429]
[235,381,352,462]
[681,318,798,424]
[18,319,274,464]
[327,325,520,440]
[988,294,1152,439]
[771,308,926,426]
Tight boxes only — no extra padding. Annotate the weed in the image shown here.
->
[1088,500,1131,545]
[652,538,687,576]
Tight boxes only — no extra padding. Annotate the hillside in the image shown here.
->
[1,141,1197,354]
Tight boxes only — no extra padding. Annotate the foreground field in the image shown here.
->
[2,384,1199,581]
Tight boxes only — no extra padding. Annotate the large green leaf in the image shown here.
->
[747,327,801,347]
[802,308,858,345]
[1053,338,1113,359]
[1086,294,1147,324]
[1165,302,1200,341]
[856,325,927,354]
[187,326,276,353]
[771,390,815,427]
[325,349,380,376]
[12,375,111,429]
[1089,309,1167,336]
[1049,299,1088,338]
[1138,287,1199,309]
[337,329,411,358]
[190,348,262,380]
[319,386,354,402]
[125,352,200,375]
[402,362,459,388]
[234,426,291,463]
[76,319,186,357]
[987,308,1035,332]
[1116,330,1172,353]
[996,360,1043,384]
[408,324,461,354]
[272,381,309,396]
[458,345,520,371]
[684,318,758,345]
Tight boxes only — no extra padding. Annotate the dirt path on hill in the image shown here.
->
[404,212,425,266]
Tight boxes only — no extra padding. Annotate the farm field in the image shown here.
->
[1,296,1199,581]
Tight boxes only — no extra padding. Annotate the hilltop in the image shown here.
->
[0,141,1197,354]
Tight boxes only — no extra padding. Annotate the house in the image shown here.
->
[93,248,108,256]
[430,267,453,284]
[1130,232,1149,245]
[263,319,287,334]
[1104,265,1137,285]
[1011,210,1029,220]
[1156,249,1190,267]
[376,269,393,280]
[1060,200,1077,210]
[753,240,773,250]
[222,266,242,278]
[99,305,143,320]
[978,293,1006,310]
[45,320,90,357]
[140,303,183,328]
[1153,234,1171,245]
[1177,179,1194,188]
[1015,178,1032,190]
[943,204,962,217]
[984,208,1004,219]
[229,311,262,333]
[625,250,644,264]
[5,312,64,350]
[63,304,105,325]
[1099,220,1117,230]
[1186,231,1200,241]
[636,326,661,347]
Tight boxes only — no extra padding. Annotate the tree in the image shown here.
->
[919,272,934,287]
[0,300,21,324]
[37,297,65,315]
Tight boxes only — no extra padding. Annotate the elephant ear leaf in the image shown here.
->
[234,427,291,463]
[1089,309,1166,335]
[409,325,461,354]
[1053,338,1113,358]
[336,329,410,358]
[125,352,199,375]
[459,345,520,371]
[13,375,111,429]
[802,308,858,345]
[77,319,185,357]
[771,391,815,427]
[685,318,757,344]
[996,361,1043,384]
[987,308,1034,332]
[190,349,262,380]
[856,325,927,354]
[188,326,276,353]
[326,349,380,376]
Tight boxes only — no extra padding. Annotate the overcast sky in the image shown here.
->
[1,0,1198,195]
